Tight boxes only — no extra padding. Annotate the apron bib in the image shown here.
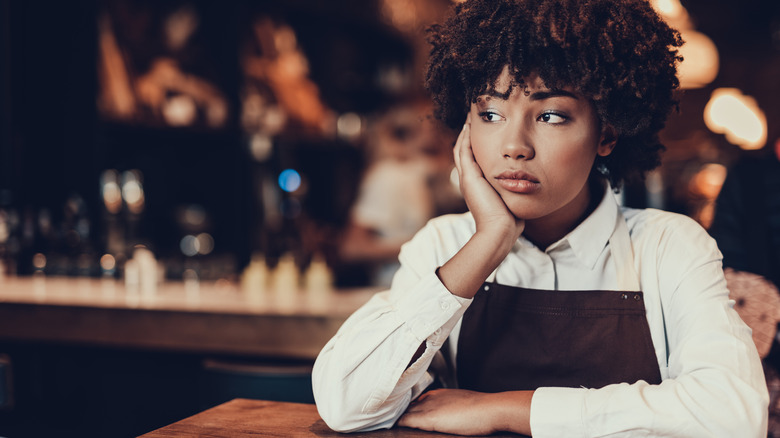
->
[456,211,662,391]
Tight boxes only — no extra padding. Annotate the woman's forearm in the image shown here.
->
[438,229,516,299]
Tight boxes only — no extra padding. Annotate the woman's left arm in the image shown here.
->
[529,213,769,438]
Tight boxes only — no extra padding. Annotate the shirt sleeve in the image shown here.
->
[312,221,471,433]
[530,214,769,438]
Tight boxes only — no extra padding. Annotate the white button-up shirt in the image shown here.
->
[312,187,769,437]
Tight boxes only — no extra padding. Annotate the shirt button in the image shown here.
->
[440,300,450,310]
[434,328,442,336]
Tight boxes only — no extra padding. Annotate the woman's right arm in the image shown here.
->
[313,117,523,432]
[312,225,471,432]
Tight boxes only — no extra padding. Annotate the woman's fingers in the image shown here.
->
[458,117,480,178]
[453,117,468,174]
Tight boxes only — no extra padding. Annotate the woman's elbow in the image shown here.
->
[314,397,397,433]
[316,402,366,433]
[312,370,402,433]
[312,361,379,432]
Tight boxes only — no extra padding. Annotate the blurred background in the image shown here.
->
[0,0,779,436]
[0,0,467,288]
[0,0,779,285]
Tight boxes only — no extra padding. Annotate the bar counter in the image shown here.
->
[0,275,381,437]
[0,276,378,359]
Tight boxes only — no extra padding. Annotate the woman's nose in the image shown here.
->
[500,128,535,160]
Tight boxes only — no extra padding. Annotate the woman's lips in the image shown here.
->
[495,171,540,194]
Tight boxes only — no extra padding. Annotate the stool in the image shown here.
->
[199,358,314,409]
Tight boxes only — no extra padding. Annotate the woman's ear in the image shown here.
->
[597,125,617,157]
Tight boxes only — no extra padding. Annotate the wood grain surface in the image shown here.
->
[140,398,523,437]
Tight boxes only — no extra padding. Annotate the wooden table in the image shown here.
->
[140,398,523,437]
[0,276,378,359]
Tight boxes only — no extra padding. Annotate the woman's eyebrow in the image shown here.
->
[478,88,513,101]
[529,90,579,101]
[477,88,579,102]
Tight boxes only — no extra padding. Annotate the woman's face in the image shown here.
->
[469,69,614,230]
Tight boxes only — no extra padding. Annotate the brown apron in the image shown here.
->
[456,285,662,391]
[455,211,662,392]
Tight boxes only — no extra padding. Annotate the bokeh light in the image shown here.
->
[652,0,686,21]
[704,88,768,150]
[690,163,728,199]
[337,112,362,141]
[278,168,302,193]
[122,170,146,213]
[101,169,123,214]
[677,30,719,89]
[32,253,47,270]
[250,133,273,162]
[100,254,117,272]
[196,233,214,255]
[162,94,197,126]
[180,234,200,257]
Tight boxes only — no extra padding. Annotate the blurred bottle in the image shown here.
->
[241,253,269,293]
[0,189,19,278]
[271,253,299,293]
[304,253,333,293]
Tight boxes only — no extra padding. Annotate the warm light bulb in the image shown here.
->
[704,88,767,150]
[677,30,719,89]
[100,254,117,271]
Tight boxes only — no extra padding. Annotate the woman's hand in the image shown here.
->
[435,115,526,299]
[397,388,533,436]
[454,114,524,243]
[398,389,499,435]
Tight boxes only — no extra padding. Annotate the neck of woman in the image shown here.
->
[523,177,605,251]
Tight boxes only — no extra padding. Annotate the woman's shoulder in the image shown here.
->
[622,206,719,256]
[622,206,697,227]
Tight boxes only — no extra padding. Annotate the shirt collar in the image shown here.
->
[546,181,619,269]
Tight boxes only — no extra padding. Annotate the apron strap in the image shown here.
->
[610,210,641,292]
[611,208,669,371]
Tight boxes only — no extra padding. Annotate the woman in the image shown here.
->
[312,1,769,436]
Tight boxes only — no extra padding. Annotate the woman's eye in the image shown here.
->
[538,112,567,124]
[479,111,503,122]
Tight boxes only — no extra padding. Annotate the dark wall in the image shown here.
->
[4,0,98,212]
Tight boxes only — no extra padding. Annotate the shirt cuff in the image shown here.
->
[530,387,587,438]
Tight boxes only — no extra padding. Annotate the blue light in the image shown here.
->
[278,169,302,193]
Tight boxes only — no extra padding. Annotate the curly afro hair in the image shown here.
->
[425,0,684,188]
